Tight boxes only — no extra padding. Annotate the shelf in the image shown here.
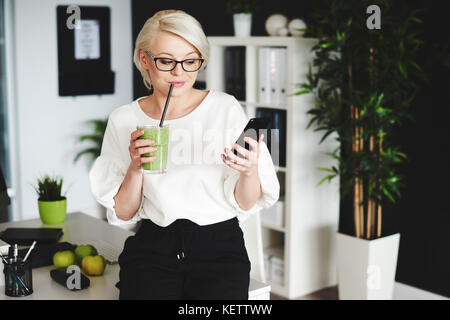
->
[274,166,286,173]
[238,100,288,111]
[206,36,340,299]
[208,36,316,48]
[261,221,286,233]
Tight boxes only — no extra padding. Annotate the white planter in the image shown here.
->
[336,232,400,300]
[233,13,252,37]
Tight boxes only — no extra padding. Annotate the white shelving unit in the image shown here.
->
[206,36,340,299]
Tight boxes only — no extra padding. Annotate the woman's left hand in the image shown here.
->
[221,134,264,177]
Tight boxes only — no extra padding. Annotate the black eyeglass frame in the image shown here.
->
[145,51,204,72]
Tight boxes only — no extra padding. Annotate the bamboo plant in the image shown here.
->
[296,0,427,239]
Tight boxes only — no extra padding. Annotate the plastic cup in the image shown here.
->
[137,124,169,174]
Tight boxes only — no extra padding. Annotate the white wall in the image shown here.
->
[10,0,132,221]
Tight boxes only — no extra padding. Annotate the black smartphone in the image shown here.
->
[227,117,271,160]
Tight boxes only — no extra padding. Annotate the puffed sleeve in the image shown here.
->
[223,100,280,220]
[89,116,142,227]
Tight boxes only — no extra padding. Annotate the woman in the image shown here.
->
[89,9,280,300]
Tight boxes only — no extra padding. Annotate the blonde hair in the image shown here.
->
[133,10,210,91]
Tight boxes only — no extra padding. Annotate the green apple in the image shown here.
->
[53,250,76,269]
[75,244,98,265]
[81,255,106,276]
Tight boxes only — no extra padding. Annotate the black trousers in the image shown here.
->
[117,217,251,300]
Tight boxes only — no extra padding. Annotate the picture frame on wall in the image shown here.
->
[56,5,115,96]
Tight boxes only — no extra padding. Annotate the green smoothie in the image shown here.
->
[137,125,169,173]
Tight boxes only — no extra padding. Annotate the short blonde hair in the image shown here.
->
[133,10,210,91]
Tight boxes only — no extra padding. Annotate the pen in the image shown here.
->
[23,241,36,263]
[13,244,18,263]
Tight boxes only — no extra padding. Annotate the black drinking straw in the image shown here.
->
[159,84,174,127]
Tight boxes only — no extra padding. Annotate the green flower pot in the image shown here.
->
[38,198,67,224]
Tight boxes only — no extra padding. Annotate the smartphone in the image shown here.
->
[227,117,271,160]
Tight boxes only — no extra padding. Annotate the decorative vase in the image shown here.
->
[288,18,307,37]
[265,14,288,36]
[233,13,252,37]
[336,232,400,300]
[38,198,67,224]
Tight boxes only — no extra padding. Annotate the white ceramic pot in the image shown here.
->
[233,13,252,37]
[336,232,400,300]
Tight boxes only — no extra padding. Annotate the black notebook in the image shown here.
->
[0,228,63,246]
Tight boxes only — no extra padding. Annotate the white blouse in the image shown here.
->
[89,90,280,227]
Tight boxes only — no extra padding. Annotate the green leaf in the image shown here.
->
[319,129,335,144]
[346,17,352,27]
[382,186,395,203]
[409,17,422,23]
[387,177,399,185]
[376,93,384,107]
[73,148,100,163]
[398,62,407,77]
[397,152,407,159]
[294,89,310,96]
[317,174,336,186]
[376,107,391,116]
[410,61,423,72]
[320,42,333,48]
[317,167,335,173]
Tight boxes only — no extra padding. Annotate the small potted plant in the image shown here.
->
[226,0,258,37]
[74,119,108,166]
[34,174,67,224]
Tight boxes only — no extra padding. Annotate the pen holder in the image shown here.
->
[2,257,33,297]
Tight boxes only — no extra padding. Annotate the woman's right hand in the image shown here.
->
[128,129,158,172]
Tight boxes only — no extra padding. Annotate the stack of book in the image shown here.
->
[258,47,287,106]
[225,46,246,101]
[264,246,285,285]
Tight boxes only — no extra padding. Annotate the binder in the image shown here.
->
[258,48,271,104]
[269,48,278,105]
[225,47,246,101]
[256,107,287,167]
[278,48,287,106]
[271,48,287,106]
[234,47,246,101]
[0,228,63,246]
[225,47,235,97]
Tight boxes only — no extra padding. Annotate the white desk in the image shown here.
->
[0,212,270,300]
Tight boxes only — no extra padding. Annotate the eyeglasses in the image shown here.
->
[145,51,204,72]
